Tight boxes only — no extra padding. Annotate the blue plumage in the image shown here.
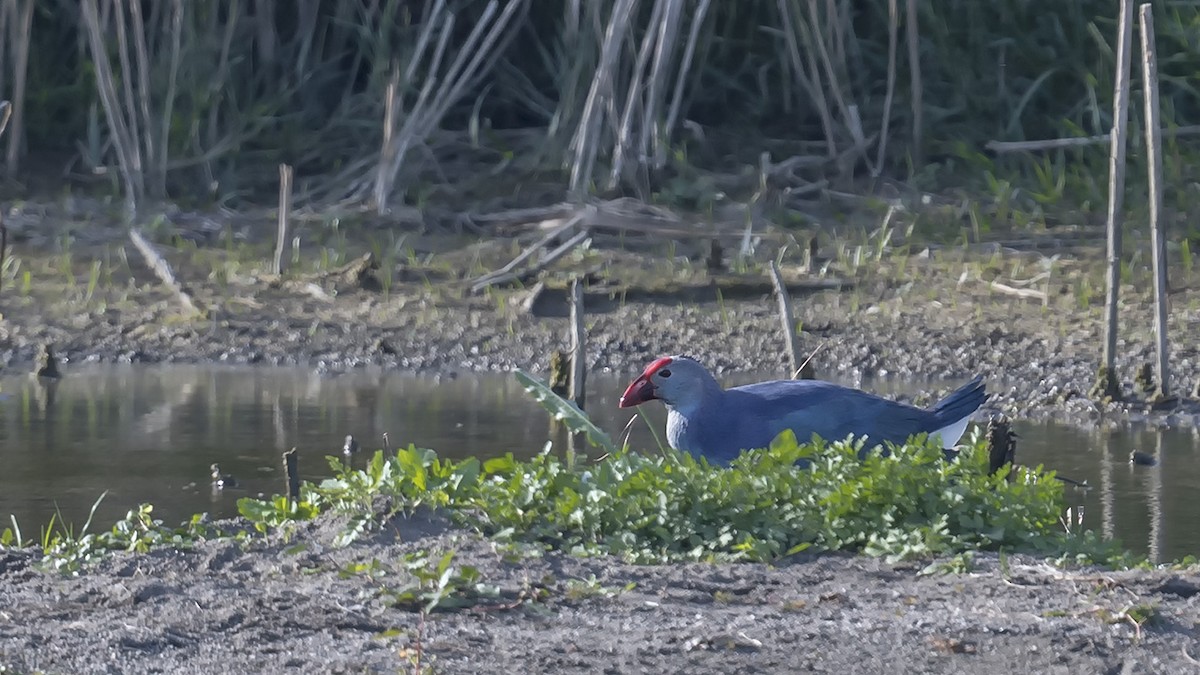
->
[619,356,988,465]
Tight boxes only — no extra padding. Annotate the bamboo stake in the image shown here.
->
[569,277,587,410]
[1140,3,1170,399]
[769,260,803,375]
[274,163,293,275]
[1097,0,1135,401]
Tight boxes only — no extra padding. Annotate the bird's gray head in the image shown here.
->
[618,355,721,411]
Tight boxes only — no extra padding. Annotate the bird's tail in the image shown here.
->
[928,375,988,448]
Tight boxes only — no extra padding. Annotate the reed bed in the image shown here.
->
[0,0,1198,217]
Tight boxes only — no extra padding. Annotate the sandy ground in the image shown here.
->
[1,513,1198,674]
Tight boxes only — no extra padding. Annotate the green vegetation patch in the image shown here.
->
[277,430,1127,566]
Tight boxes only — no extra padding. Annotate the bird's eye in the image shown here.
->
[658,369,672,378]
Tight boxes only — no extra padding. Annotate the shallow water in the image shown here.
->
[1,365,1197,562]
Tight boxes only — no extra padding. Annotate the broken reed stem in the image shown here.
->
[569,277,587,410]
[283,447,300,505]
[989,280,1048,302]
[1099,0,1134,402]
[1140,3,1170,398]
[768,260,803,375]
[128,227,201,315]
[275,163,293,275]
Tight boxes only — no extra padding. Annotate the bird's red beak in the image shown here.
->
[618,374,656,408]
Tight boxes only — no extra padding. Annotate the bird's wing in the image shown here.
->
[727,380,935,448]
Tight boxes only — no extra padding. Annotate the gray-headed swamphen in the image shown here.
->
[618,355,988,464]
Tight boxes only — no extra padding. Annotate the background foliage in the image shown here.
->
[0,0,1195,213]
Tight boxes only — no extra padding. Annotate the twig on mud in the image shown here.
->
[469,211,589,293]
[1182,645,1200,666]
[985,124,1200,154]
[259,252,378,298]
[988,280,1047,302]
[468,203,576,227]
[128,228,202,315]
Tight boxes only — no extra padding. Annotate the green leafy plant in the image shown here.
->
[342,550,499,613]
[513,370,617,454]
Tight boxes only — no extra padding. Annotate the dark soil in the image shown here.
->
[1,514,1198,674]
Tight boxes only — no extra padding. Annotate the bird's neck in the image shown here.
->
[665,381,724,418]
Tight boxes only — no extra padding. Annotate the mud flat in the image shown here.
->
[1,204,1198,432]
[0,512,1197,674]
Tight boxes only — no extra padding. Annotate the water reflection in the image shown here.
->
[0,365,1196,562]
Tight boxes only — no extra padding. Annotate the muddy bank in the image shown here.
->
[0,514,1197,674]
[1,200,1199,431]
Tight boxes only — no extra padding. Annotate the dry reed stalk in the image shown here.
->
[777,0,837,159]
[4,0,31,176]
[769,260,803,375]
[640,0,684,172]
[873,0,899,176]
[905,0,922,167]
[80,0,144,212]
[1139,3,1170,399]
[275,164,293,275]
[205,0,240,182]
[806,0,859,154]
[128,0,155,188]
[569,0,638,197]
[660,0,712,168]
[155,0,183,199]
[609,0,665,191]
[112,0,144,182]
[373,0,526,213]
[1100,0,1135,400]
